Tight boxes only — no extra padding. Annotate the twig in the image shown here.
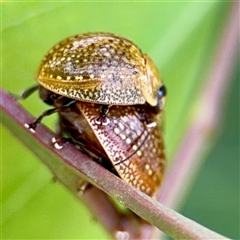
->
[0,89,148,239]
[0,87,229,239]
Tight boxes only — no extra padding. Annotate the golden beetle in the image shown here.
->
[36,32,164,107]
[21,32,166,196]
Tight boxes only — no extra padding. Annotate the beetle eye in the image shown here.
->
[150,85,166,114]
[158,85,166,99]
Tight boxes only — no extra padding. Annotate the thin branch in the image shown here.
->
[0,89,146,239]
[1,88,229,239]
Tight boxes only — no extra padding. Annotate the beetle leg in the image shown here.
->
[95,105,110,125]
[12,85,39,100]
[27,99,77,130]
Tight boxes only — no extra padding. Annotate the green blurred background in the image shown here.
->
[1,2,239,239]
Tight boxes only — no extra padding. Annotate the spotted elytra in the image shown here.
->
[35,32,164,108]
[35,86,166,196]
[19,32,166,196]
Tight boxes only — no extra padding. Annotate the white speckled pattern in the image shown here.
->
[36,32,162,106]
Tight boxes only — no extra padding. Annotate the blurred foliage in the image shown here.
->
[1,2,238,239]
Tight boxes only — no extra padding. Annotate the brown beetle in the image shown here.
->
[21,32,166,196]
[36,85,166,196]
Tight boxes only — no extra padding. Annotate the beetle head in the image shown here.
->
[143,54,163,107]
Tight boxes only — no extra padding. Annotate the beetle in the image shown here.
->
[20,84,166,196]
[34,85,166,196]
[20,32,166,196]
[35,32,164,115]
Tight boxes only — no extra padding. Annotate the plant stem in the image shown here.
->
[1,88,230,239]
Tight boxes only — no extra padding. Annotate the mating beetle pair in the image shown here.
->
[25,32,166,196]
